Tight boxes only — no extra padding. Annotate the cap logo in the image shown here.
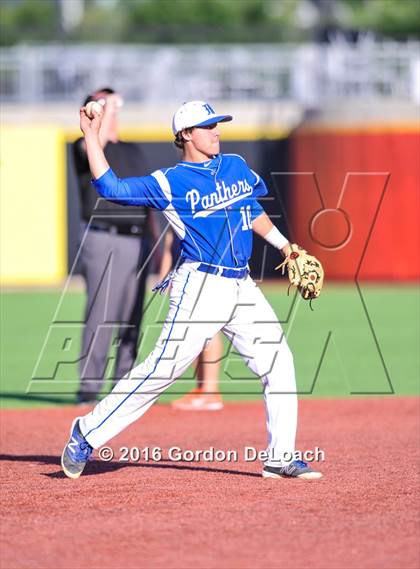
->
[202,103,215,115]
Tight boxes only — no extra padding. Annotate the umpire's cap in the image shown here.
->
[83,87,115,106]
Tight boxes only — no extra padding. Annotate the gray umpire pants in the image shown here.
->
[78,227,146,399]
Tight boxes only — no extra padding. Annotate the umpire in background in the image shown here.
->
[73,87,152,404]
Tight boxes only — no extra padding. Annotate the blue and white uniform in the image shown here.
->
[80,153,298,467]
[93,153,266,270]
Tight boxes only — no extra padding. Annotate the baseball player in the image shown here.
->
[61,100,323,481]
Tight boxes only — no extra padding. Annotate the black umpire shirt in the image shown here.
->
[73,138,149,235]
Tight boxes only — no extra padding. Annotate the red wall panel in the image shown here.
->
[290,127,420,281]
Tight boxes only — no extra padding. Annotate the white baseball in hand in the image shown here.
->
[85,101,104,118]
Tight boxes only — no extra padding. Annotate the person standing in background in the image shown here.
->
[159,229,224,411]
[73,87,154,404]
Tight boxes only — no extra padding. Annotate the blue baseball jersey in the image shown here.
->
[93,153,267,268]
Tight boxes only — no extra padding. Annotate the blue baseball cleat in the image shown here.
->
[61,418,93,479]
[263,460,322,480]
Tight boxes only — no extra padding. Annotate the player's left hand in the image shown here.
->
[275,244,324,302]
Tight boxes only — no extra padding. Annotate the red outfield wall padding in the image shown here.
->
[289,128,420,281]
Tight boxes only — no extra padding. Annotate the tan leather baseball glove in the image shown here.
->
[275,244,324,301]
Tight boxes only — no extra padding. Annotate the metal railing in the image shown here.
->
[1,41,419,105]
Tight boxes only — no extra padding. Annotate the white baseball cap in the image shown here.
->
[172,100,232,135]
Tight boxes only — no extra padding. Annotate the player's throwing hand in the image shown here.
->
[79,105,103,137]
[78,105,109,180]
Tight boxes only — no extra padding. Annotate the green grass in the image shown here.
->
[1,284,418,408]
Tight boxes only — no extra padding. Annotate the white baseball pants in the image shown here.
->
[80,261,297,466]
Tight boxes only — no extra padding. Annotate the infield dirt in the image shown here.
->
[1,397,419,569]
